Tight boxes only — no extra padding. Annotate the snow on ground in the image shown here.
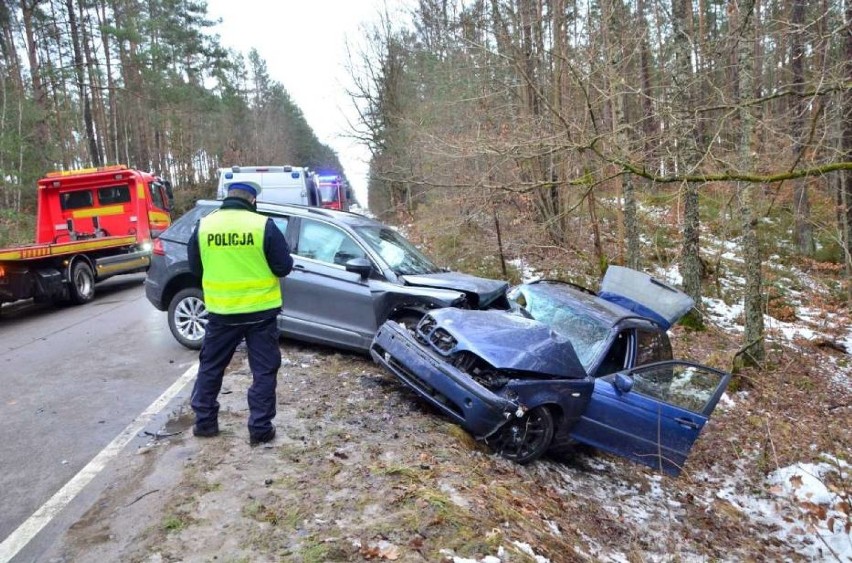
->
[713,457,851,562]
[443,543,549,563]
[507,257,542,283]
[624,241,852,562]
[657,234,852,393]
[653,262,683,286]
[500,230,851,561]
[648,233,852,560]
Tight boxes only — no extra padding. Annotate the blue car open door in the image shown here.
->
[569,361,731,476]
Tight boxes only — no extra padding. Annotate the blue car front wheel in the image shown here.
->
[486,405,555,464]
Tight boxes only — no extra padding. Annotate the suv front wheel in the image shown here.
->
[168,287,207,350]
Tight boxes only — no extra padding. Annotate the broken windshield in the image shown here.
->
[353,226,442,276]
[510,284,610,370]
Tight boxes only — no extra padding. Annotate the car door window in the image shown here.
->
[295,218,366,266]
[635,329,673,366]
[629,363,725,413]
[595,331,630,376]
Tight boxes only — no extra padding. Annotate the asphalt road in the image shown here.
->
[0,274,198,561]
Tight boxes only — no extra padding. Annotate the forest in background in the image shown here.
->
[0,0,345,216]
[0,0,850,367]
[351,0,851,366]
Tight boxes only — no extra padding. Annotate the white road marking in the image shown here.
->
[0,362,199,563]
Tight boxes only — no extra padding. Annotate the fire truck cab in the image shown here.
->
[316,174,350,211]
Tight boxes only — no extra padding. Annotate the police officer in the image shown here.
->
[187,180,293,445]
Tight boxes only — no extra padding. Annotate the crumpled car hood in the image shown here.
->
[400,272,508,308]
[424,308,587,379]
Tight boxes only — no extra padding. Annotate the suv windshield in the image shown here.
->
[353,226,441,276]
[510,284,610,370]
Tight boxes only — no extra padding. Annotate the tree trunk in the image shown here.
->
[20,0,51,172]
[588,188,605,273]
[844,0,852,303]
[790,0,814,255]
[734,0,764,365]
[66,0,100,166]
[0,4,24,96]
[97,0,119,163]
[43,1,70,169]
[637,0,656,150]
[672,0,703,324]
[79,1,106,165]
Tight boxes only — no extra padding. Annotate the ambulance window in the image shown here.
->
[60,190,93,210]
[98,185,131,204]
[148,182,165,209]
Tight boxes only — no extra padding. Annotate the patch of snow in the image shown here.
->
[511,541,550,563]
[718,391,736,410]
[702,297,744,333]
[439,482,470,509]
[635,200,670,220]
[544,519,561,537]
[719,273,746,289]
[443,542,537,563]
[508,257,541,283]
[721,251,744,263]
[824,355,852,393]
[713,457,851,562]
[653,263,683,286]
[547,461,705,561]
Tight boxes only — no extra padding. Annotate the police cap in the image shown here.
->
[225,180,262,198]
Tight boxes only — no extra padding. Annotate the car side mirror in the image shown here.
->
[613,373,634,394]
[345,257,372,279]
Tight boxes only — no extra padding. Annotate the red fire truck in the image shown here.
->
[316,174,350,211]
[0,165,172,308]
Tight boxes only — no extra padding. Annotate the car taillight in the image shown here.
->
[152,238,165,256]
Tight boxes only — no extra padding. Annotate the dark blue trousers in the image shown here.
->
[191,315,281,437]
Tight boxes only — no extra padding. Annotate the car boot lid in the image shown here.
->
[400,272,509,308]
[425,308,587,379]
[598,266,694,330]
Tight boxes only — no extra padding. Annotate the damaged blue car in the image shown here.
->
[371,266,731,476]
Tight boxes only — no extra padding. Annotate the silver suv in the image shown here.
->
[144,201,509,350]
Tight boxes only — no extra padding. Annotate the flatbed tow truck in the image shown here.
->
[0,165,172,309]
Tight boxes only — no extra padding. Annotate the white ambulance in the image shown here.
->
[216,165,321,207]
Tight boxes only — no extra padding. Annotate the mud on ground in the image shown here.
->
[51,338,846,563]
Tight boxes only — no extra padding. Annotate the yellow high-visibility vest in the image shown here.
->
[198,209,281,314]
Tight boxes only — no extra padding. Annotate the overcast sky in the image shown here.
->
[204,0,412,205]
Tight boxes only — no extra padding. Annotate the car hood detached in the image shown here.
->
[425,308,587,379]
[400,272,508,308]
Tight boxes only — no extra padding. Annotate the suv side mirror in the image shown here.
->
[345,257,372,279]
